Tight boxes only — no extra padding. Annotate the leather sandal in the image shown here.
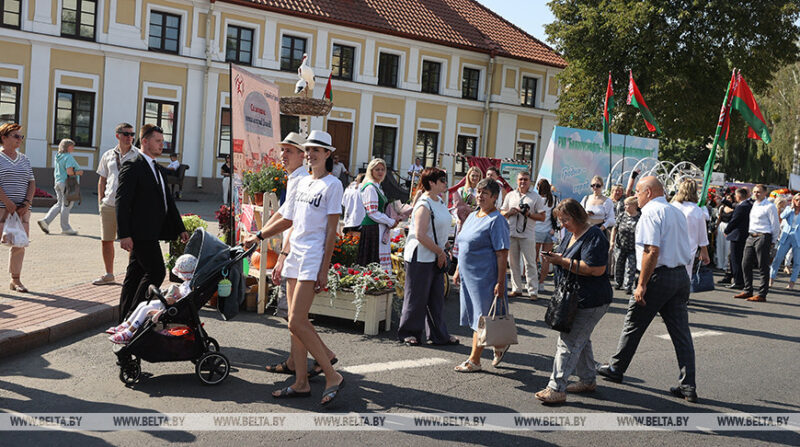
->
[454,360,481,372]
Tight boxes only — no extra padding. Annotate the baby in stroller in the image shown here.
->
[106,254,197,344]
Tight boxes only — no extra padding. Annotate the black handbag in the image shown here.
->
[428,199,456,275]
[690,259,715,293]
[545,257,580,333]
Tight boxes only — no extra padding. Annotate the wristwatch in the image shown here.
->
[256,230,264,240]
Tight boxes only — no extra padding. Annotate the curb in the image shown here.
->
[0,299,119,360]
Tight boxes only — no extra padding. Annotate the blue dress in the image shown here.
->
[456,210,511,331]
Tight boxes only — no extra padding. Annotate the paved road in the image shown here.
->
[1,266,798,445]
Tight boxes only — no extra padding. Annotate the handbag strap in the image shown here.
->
[487,294,509,318]
[427,198,440,246]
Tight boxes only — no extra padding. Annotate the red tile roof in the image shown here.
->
[220,0,566,68]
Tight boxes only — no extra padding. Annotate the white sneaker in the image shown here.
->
[37,220,49,234]
[62,229,78,235]
[538,284,547,294]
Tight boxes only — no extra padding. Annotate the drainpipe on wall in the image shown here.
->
[481,50,496,157]
[196,0,216,188]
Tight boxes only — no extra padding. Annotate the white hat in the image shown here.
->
[301,130,335,152]
[280,132,305,150]
[172,254,198,281]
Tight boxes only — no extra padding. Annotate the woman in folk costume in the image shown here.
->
[356,158,397,270]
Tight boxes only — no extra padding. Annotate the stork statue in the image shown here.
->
[295,53,315,97]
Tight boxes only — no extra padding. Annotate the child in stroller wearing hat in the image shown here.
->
[106,254,197,344]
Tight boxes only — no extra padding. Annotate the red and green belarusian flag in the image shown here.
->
[627,70,661,134]
[323,72,333,102]
[602,72,614,149]
[699,70,771,206]
[731,74,772,143]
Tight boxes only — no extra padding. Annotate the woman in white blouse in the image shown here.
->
[398,167,458,346]
[580,175,616,231]
[356,158,397,270]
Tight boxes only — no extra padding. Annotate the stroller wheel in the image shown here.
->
[196,352,229,385]
[119,357,141,385]
[205,337,220,352]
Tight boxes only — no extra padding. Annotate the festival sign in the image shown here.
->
[230,64,281,239]
[537,126,659,201]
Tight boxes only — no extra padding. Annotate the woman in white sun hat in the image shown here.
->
[106,254,197,343]
[244,130,345,407]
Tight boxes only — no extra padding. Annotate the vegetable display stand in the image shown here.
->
[310,290,394,335]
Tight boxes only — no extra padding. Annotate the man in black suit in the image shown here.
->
[116,124,188,321]
[724,188,753,289]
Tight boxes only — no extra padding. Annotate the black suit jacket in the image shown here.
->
[116,154,185,241]
[725,198,753,243]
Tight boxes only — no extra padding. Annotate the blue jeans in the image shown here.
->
[548,304,609,392]
[770,237,800,282]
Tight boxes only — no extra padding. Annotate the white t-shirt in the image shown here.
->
[331,162,346,178]
[342,182,365,228]
[283,175,344,260]
[502,189,546,238]
[96,145,139,207]
[404,195,452,263]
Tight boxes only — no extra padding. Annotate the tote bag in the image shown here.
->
[477,294,518,347]
[65,175,81,204]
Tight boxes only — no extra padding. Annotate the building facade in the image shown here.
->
[0,0,565,188]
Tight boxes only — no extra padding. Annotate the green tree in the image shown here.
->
[546,0,800,172]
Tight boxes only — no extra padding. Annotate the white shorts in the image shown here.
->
[282,250,321,281]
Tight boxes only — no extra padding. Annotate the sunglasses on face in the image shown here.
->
[117,131,135,137]
[591,184,602,188]
[8,134,24,140]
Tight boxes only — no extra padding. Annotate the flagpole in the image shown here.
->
[622,134,627,176]
[699,69,736,207]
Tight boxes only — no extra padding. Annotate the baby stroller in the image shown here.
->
[114,228,255,385]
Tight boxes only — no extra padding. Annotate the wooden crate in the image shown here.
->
[310,290,393,335]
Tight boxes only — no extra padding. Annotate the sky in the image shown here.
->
[478,0,555,43]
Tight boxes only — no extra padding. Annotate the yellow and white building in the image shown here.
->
[0,0,565,188]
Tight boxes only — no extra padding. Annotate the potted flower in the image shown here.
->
[326,262,395,320]
[242,162,289,206]
[215,204,232,244]
[331,233,360,267]
[166,214,208,281]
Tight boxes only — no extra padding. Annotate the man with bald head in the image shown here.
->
[597,176,698,402]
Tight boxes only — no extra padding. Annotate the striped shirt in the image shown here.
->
[0,149,34,208]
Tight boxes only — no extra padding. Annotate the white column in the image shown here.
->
[100,57,141,151]
[448,55,460,91]
[32,0,58,34]
[25,44,50,168]
[310,116,324,131]
[263,18,278,69]
[354,92,373,169]
[494,112,518,160]
[183,68,205,178]
[363,38,376,84]
[407,47,420,90]
[443,104,457,172]
[314,29,328,71]
[200,71,220,178]
[401,99,416,170]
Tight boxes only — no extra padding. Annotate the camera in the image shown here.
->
[518,202,530,214]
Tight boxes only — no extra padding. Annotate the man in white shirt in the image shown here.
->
[501,171,545,298]
[331,154,348,184]
[342,173,366,233]
[93,123,140,285]
[486,166,505,209]
[166,154,180,171]
[735,184,780,302]
[598,176,698,402]
[407,157,423,187]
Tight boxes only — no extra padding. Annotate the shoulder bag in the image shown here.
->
[690,258,715,293]
[428,198,456,275]
[477,294,518,347]
[545,256,580,333]
[65,175,81,204]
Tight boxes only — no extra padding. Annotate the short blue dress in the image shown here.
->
[456,210,511,331]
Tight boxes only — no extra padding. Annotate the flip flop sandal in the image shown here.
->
[403,337,420,346]
[492,345,510,367]
[308,357,339,378]
[429,337,460,346]
[454,360,481,373]
[265,360,295,374]
[320,379,346,407]
[272,386,311,399]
